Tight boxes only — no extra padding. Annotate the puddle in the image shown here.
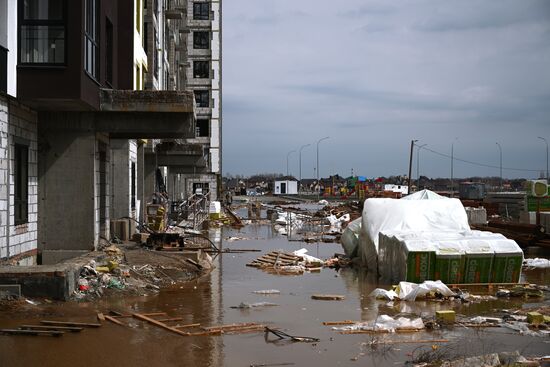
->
[0,221,548,367]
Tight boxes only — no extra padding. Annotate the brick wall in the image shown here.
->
[0,94,38,263]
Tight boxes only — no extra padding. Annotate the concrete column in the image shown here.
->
[38,129,97,264]
[110,139,131,220]
[143,150,156,209]
[137,142,145,223]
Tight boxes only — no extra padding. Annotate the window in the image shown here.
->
[105,18,113,85]
[143,23,148,55]
[19,0,66,64]
[131,162,136,210]
[194,90,209,107]
[193,61,209,78]
[14,144,29,225]
[193,2,209,20]
[193,31,209,49]
[84,0,99,79]
[196,119,209,137]
[153,30,159,80]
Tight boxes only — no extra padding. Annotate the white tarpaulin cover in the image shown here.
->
[402,189,446,200]
[359,196,470,270]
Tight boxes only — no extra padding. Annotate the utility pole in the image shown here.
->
[538,137,548,181]
[450,138,458,197]
[407,140,418,195]
[496,142,502,191]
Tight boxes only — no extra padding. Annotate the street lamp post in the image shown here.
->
[417,144,427,190]
[299,144,311,194]
[316,136,330,199]
[286,150,296,177]
[538,137,549,181]
[496,142,502,191]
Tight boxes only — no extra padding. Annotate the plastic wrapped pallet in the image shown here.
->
[340,217,362,258]
[490,239,523,283]
[461,239,494,283]
[392,239,436,283]
[433,242,465,284]
[360,197,470,271]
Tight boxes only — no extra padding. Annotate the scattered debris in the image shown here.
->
[230,302,278,309]
[252,289,281,295]
[523,258,550,268]
[332,315,424,334]
[264,327,319,343]
[311,294,345,301]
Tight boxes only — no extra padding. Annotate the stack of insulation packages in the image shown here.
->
[359,192,523,284]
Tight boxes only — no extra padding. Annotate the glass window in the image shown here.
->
[193,31,209,49]
[14,144,29,225]
[84,0,99,79]
[194,90,209,107]
[193,61,209,78]
[196,119,209,137]
[193,2,209,20]
[19,0,66,65]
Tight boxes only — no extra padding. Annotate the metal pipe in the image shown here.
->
[299,144,310,193]
[496,142,502,191]
[538,136,548,181]
[316,136,329,200]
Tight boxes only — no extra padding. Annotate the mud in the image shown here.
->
[0,214,548,367]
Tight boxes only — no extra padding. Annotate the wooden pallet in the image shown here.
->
[246,251,303,268]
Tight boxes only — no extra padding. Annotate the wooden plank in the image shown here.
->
[311,294,345,301]
[97,313,106,322]
[40,320,101,328]
[20,325,83,332]
[203,322,259,331]
[0,329,64,336]
[132,313,190,336]
[322,320,357,325]
[206,325,265,333]
[110,312,167,319]
[174,323,201,329]
[157,317,184,322]
[105,315,126,326]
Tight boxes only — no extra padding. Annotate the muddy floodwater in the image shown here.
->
[1,209,549,366]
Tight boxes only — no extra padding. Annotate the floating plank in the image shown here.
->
[132,313,190,336]
[157,317,184,322]
[373,339,450,345]
[0,329,64,336]
[187,330,223,336]
[174,323,201,329]
[203,322,260,331]
[311,294,345,301]
[105,315,126,326]
[322,320,357,325]
[110,312,167,318]
[40,321,102,328]
[20,325,83,332]
[97,313,106,321]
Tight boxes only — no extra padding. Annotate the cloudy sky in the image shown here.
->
[222,0,550,179]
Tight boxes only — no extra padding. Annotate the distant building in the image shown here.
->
[384,184,408,195]
[274,180,298,195]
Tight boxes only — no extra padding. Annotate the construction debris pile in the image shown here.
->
[246,248,349,274]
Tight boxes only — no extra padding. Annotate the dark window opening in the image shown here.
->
[131,162,136,209]
[193,2,209,20]
[194,90,209,107]
[19,0,66,65]
[153,30,159,80]
[14,144,29,225]
[193,61,209,78]
[196,119,209,137]
[105,18,113,85]
[193,31,209,49]
[143,23,148,55]
[84,0,99,79]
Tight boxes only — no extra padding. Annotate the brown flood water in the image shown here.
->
[1,214,549,367]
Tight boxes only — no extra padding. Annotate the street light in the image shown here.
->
[416,144,427,190]
[286,150,296,177]
[450,138,458,197]
[538,136,549,181]
[299,144,311,193]
[496,142,502,191]
[316,136,330,198]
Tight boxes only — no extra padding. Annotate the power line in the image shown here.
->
[420,146,540,173]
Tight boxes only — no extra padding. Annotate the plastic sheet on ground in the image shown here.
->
[397,280,455,301]
[523,258,550,268]
[369,288,398,301]
[293,248,323,265]
[340,217,361,258]
[332,315,424,333]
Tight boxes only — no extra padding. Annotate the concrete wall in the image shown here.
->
[111,139,138,220]
[0,94,38,263]
[184,173,218,199]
